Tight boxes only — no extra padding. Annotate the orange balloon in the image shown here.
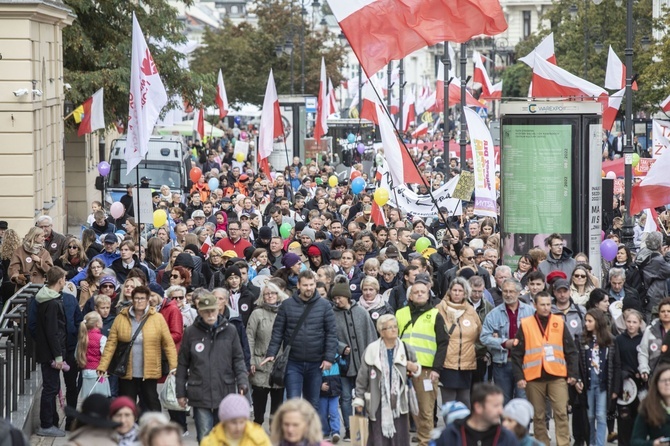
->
[351,170,362,179]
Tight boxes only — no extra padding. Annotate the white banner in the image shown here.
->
[377,163,462,218]
[464,107,497,218]
[652,119,670,159]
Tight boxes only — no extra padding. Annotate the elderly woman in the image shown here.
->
[330,280,378,441]
[110,396,139,446]
[270,399,331,446]
[379,259,400,294]
[359,276,394,325]
[246,282,288,426]
[176,292,249,443]
[167,286,196,328]
[353,314,421,445]
[9,226,53,289]
[97,286,178,412]
[435,277,482,408]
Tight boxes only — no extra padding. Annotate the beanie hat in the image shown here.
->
[301,227,316,242]
[307,245,321,257]
[259,226,272,240]
[174,253,195,269]
[99,276,118,287]
[295,221,306,232]
[441,401,470,425]
[288,241,302,250]
[224,265,242,280]
[329,281,352,300]
[503,398,534,429]
[546,270,567,285]
[218,394,250,422]
[282,252,301,269]
[109,396,137,418]
[184,244,200,255]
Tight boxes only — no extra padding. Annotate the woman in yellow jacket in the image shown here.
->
[201,394,271,446]
[435,276,482,409]
[97,285,177,412]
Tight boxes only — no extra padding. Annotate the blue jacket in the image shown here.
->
[28,290,83,356]
[436,418,518,446]
[70,251,121,285]
[480,301,535,364]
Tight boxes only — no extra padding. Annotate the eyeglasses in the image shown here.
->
[68,245,79,250]
[210,254,221,258]
[573,274,587,279]
[172,295,185,300]
[171,274,181,279]
[264,292,278,297]
[100,284,114,289]
[133,296,147,302]
[659,378,670,385]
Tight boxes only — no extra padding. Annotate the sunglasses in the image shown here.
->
[171,274,181,279]
[464,256,475,261]
[573,274,587,278]
[172,295,185,300]
[101,284,114,289]
[68,245,79,249]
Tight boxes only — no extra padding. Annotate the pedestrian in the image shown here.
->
[319,352,342,443]
[78,258,106,309]
[9,226,53,290]
[55,238,88,281]
[636,232,670,318]
[63,394,120,446]
[358,276,394,325]
[200,394,271,446]
[36,215,68,261]
[352,314,420,445]
[270,399,333,446]
[168,286,196,328]
[639,298,670,381]
[630,363,670,445]
[616,309,645,446]
[537,233,577,278]
[502,398,543,446]
[109,396,139,446]
[76,311,110,398]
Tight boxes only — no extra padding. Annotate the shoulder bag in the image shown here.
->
[270,301,316,387]
[107,315,149,377]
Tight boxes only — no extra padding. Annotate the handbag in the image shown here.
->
[270,301,316,387]
[107,316,149,377]
[160,373,190,411]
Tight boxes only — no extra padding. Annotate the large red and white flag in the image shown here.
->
[258,70,284,180]
[314,58,329,144]
[215,69,229,118]
[472,50,502,99]
[126,13,168,173]
[531,56,608,100]
[464,107,497,218]
[360,78,383,124]
[631,124,670,214]
[643,208,659,233]
[193,87,205,138]
[403,88,416,133]
[376,102,424,186]
[603,88,625,132]
[660,92,670,113]
[75,88,105,136]
[328,0,507,76]
[519,32,557,68]
[328,78,338,114]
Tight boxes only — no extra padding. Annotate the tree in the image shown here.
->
[503,0,655,112]
[190,0,345,107]
[62,0,203,130]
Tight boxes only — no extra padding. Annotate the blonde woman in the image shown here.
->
[116,277,143,310]
[157,246,183,285]
[270,398,332,446]
[1,229,21,300]
[9,227,53,289]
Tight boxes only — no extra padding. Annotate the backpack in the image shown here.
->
[0,419,28,446]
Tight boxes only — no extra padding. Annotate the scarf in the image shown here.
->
[378,339,401,438]
[69,256,81,267]
[445,299,466,322]
[259,301,281,313]
[359,293,384,311]
[23,242,42,255]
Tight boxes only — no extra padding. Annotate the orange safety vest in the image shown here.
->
[520,314,568,381]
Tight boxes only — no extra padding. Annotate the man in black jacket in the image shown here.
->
[34,267,68,437]
[262,270,338,410]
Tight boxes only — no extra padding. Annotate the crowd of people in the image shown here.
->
[4,137,670,446]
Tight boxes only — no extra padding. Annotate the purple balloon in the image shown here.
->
[357,143,365,154]
[600,239,618,262]
[98,161,111,177]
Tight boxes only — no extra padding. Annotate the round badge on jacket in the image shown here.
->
[241,304,249,312]
[463,319,471,327]
[25,257,32,263]
[570,319,578,329]
[195,343,205,353]
[51,243,57,249]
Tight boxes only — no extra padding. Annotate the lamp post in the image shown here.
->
[490,37,508,120]
[459,43,468,170]
[570,0,604,79]
[399,59,405,134]
[621,0,635,249]
[442,42,451,178]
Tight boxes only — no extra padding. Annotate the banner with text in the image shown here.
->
[464,107,497,218]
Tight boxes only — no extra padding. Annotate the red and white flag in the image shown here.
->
[258,69,284,180]
[377,102,423,186]
[215,69,229,118]
[411,122,429,139]
[403,89,416,133]
[371,201,387,226]
[76,88,105,136]
[531,56,608,100]
[126,13,168,173]
[314,57,329,144]
[328,0,507,76]
[472,50,502,99]
[193,88,205,138]
[328,78,338,114]
[201,235,213,257]
[519,32,557,68]
[631,125,670,214]
[360,78,383,124]
[464,107,497,218]
[605,46,638,91]
[429,62,482,112]
[662,93,670,113]
[643,208,659,233]
[603,88,625,132]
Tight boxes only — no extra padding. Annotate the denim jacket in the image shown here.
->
[480,301,535,364]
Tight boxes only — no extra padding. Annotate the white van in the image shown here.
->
[105,136,192,204]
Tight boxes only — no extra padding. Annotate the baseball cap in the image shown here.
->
[103,233,117,244]
[192,210,206,218]
[385,245,399,259]
[222,250,237,259]
[553,278,570,291]
[239,174,249,182]
[198,294,219,311]
[414,273,431,285]
[474,248,485,256]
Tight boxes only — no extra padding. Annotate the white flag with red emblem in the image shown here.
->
[314,58,329,144]
[258,70,284,180]
[216,69,229,118]
[126,13,168,173]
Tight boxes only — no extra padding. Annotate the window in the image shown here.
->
[231,5,238,14]
[523,11,531,39]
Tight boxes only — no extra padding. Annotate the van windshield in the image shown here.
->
[109,160,182,190]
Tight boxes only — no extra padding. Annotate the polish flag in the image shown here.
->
[75,88,105,136]
[314,58,329,144]
[531,56,608,101]
[605,46,638,91]
[472,50,502,99]
[193,88,205,138]
[661,92,670,113]
[376,101,424,185]
[389,97,400,116]
[403,89,416,133]
[519,33,557,68]
[360,78,383,124]
[371,201,387,226]
[603,89,625,132]
[328,78,338,114]
[411,122,429,139]
[126,13,168,173]
[329,0,508,76]
[643,208,659,233]
[215,69,230,118]
[201,235,213,257]
[258,70,284,180]
[429,62,482,112]
[631,126,670,214]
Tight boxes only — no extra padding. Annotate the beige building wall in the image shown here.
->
[0,0,73,237]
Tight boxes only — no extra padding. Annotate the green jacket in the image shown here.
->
[631,412,670,446]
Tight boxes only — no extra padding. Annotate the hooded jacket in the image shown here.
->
[538,246,577,278]
[200,420,271,446]
[332,300,378,377]
[307,242,332,272]
[34,286,67,363]
[637,251,670,315]
[436,417,518,446]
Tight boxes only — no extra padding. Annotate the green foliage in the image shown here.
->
[190,0,345,107]
[62,0,203,130]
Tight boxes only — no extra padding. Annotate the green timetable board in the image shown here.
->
[501,124,573,266]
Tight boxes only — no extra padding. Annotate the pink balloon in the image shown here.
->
[601,230,605,241]
[110,202,125,219]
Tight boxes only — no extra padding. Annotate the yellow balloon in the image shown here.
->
[153,209,167,228]
[328,175,339,187]
[236,152,245,162]
[374,187,390,206]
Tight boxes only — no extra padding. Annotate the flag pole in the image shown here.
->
[135,167,141,243]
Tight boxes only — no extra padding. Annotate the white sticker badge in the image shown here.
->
[51,243,57,249]
[350,284,356,291]
[570,320,579,329]
[463,319,471,327]
[371,312,379,320]
[25,257,32,263]
[241,304,249,312]
[370,370,377,379]
[651,343,659,352]
[195,343,205,353]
